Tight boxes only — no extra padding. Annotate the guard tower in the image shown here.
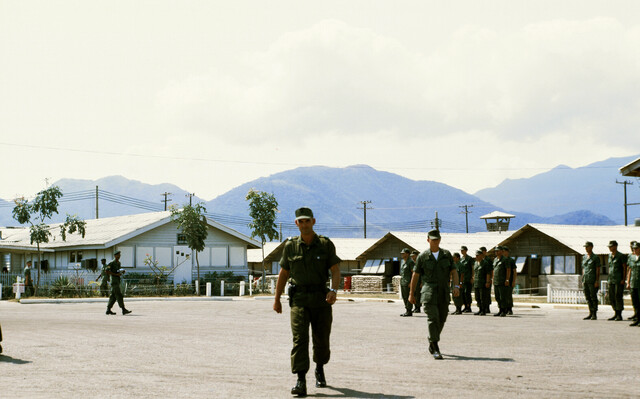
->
[480,211,515,232]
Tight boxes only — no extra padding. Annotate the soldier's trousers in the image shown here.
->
[451,282,463,309]
[608,282,625,312]
[290,305,332,374]
[505,285,514,309]
[494,285,509,310]
[482,286,491,311]
[401,284,412,313]
[107,283,125,310]
[630,288,639,315]
[462,282,473,307]
[425,293,450,343]
[474,287,485,311]
[583,284,599,314]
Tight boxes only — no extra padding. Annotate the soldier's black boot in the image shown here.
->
[122,309,132,315]
[494,308,503,317]
[291,374,307,397]
[583,312,593,320]
[315,365,327,388]
[432,342,443,360]
[106,309,116,315]
[607,313,617,321]
[627,313,637,321]
[414,306,421,313]
[591,312,597,320]
[615,311,623,321]
[630,319,640,326]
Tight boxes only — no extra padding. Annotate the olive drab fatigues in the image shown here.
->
[607,252,627,312]
[481,257,493,311]
[451,261,464,309]
[24,267,34,296]
[413,249,454,343]
[505,257,516,310]
[582,254,601,314]
[107,260,125,311]
[459,255,474,308]
[493,256,508,311]
[473,260,490,312]
[628,255,640,316]
[99,265,110,297]
[280,234,341,374]
[400,257,415,313]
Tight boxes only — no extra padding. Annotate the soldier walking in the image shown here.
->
[98,259,110,297]
[581,241,601,320]
[399,248,415,317]
[606,240,627,321]
[410,250,421,313]
[273,207,341,397]
[105,250,132,316]
[409,229,460,360]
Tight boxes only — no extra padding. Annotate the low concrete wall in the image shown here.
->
[352,275,384,293]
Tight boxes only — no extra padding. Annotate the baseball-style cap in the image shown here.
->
[114,250,121,255]
[632,242,640,249]
[583,241,594,247]
[461,246,468,251]
[607,240,618,247]
[427,229,441,239]
[502,246,510,252]
[479,246,487,252]
[475,250,483,256]
[494,245,503,251]
[401,248,411,254]
[295,207,314,220]
[411,250,420,255]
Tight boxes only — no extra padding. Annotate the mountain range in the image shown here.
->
[1,154,637,238]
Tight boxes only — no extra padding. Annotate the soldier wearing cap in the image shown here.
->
[105,250,131,316]
[410,250,421,313]
[480,246,493,313]
[471,249,490,315]
[606,240,627,321]
[409,229,459,360]
[502,246,517,315]
[459,246,474,313]
[581,241,601,320]
[450,252,464,315]
[274,207,341,397]
[626,242,640,326]
[399,248,415,317]
[491,246,511,317]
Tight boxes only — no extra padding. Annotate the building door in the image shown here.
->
[173,246,192,285]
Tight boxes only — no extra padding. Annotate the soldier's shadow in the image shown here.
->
[315,387,414,398]
[0,354,32,364]
[444,353,514,362]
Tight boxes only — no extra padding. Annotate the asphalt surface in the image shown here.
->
[1,298,639,398]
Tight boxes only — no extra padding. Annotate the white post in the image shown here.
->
[195,280,200,296]
[240,281,245,296]
[0,283,2,300]
[600,280,607,305]
[15,276,22,300]
[249,275,253,296]
[270,279,275,294]
[220,280,225,296]
[206,282,212,297]
[547,283,552,303]
[387,283,392,293]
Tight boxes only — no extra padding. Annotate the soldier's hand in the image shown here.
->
[453,287,460,297]
[273,300,282,314]
[326,291,337,305]
[594,282,599,288]
[408,294,416,305]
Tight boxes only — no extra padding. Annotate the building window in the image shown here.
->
[177,234,187,245]
[69,251,83,263]
[554,255,565,274]
[540,256,551,274]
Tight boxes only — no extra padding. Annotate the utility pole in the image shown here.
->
[431,211,441,231]
[616,180,633,226]
[459,204,474,233]
[161,192,172,211]
[186,193,195,206]
[279,223,283,241]
[95,186,99,219]
[358,200,373,238]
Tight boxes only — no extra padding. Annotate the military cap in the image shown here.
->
[632,242,640,249]
[401,248,411,254]
[494,245,503,251]
[502,246,510,252]
[583,241,594,247]
[607,240,618,247]
[427,229,441,239]
[475,250,483,256]
[453,252,460,258]
[411,250,420,255]
[114,250,121,255]
[631,240,638,246]
[461,245,468,251]
[295,207,314,220]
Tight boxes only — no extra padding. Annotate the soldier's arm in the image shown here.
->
[326,264,340,305]
[505,266,511,286]
[273,268,290,314]
[595,258,601,287]
[408,272,420,304]
[451,269,460,297]
[622,259,628,286]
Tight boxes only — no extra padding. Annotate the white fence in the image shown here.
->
[546,282,607,305]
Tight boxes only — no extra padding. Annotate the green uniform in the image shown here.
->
[24,267,34,296]
[400,257,415,313]
[627,254,640,316]
[607,252,627,312]
[505,257,516,310]
[459,255,474,308]
[413,248,455,343]
[481,257,493,311]
[280,234,341,374]
[106,260,125,311]
[99,264,110,297]
[493,256,509,311]
[582,254,601,314]
[451,261,464,309]
[473,260,490,312]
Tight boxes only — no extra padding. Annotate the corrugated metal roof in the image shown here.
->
[389,231,509,253]
[517,224,640,255]
[0,211,260,250]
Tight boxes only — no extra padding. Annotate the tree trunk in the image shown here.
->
[35,242,41,297]
[261,242,265,290]
[196,250,200,295]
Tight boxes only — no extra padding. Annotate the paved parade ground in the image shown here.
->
[1,298,640,398]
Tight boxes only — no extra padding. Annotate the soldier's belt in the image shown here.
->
[295,284,327,293]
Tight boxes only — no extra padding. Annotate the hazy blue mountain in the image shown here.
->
[474,154,640,224]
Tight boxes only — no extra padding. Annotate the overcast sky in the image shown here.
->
[1,1,639,201]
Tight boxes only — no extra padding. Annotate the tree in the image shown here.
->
[12,184,87,296]
[170,203,208,294]
[245,189,279,287]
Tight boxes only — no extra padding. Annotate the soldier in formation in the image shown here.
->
[450,253,464,315]
[581,241,601,320]
[626,241,640,326]
[607,240,627,321]
[472,249,491,316]
[459,246,474,313]
[399,248,415,317]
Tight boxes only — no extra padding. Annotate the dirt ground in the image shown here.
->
[1,298,639,399]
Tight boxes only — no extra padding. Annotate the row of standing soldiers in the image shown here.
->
[400,245,517,317]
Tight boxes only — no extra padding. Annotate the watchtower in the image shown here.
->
[480,211,515,232]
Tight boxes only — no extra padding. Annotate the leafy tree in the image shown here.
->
[12,184,87,295]
[170,203,208,294]
[245,189,279,286]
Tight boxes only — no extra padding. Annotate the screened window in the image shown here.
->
[540,256,552,275]
[554,256,565,274]
[69,251,83,263]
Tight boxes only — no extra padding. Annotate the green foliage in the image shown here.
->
[170,203,208,253]
[60,214,86,241]
[245,189,279,244]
